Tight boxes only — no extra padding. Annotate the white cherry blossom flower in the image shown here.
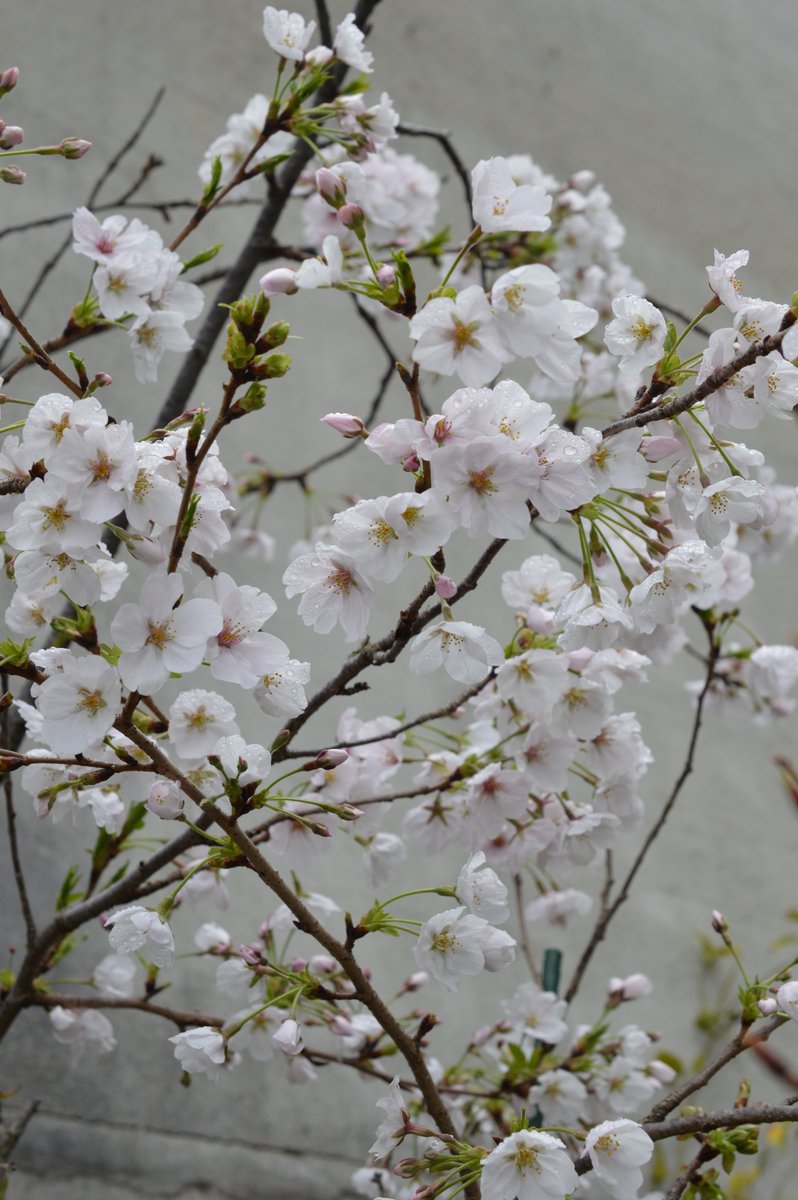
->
[262,7,316,60]
[106,905,175,967]
[129,310,193,384]
[254,652,311,718]
[604,294,667,374]
[50,1006,116,1064]
[6,478,100,554]
[194,572,283,688]
[369,1076,409,1160]
[169,1027,226,1079]
[707,248,752,312]
[284,543,374,642]
[585,1119,654,1199]
[480,1129,577,1200]
[36,655,121,754]
[528,1068,588,1127]
[525,888,593,926]
[295,235,343,289]
[503,982,569,1046]
[168,689,239,759]
[333,13,373,72]
[432,436,533,539]
[409,286,510,387]
[471,157,552,234]
[93,954,137,999]
[694,477,772,546]
[414,906,491,991]
[111,572,223,694]
[272,1017,304,1056]
[776,980,798,1022]
[408,620,503,684]
[456,851,510,924]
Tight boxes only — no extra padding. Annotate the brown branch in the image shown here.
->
[398,121,473,214]
[2,675,36,948]
[30,993,223,1030]
[645,1015,788,1124]
[0,1099,39,1188]
[0,288,82,397]
[564,624,720,1004]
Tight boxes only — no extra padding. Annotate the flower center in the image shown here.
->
[76,687,106,715]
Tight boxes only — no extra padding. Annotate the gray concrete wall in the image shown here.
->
[2,1,798,1197]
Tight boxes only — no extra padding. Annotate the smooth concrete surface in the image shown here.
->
[2,1,798,1197]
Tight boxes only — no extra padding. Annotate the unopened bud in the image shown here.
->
[0,125,23,149]
[306,748,349,771]
[0,165,24,184]
[259,267,298,297]
[336,202,365,234]
[402,451,420,473]
[434,575,457,600]
[758,996,778,1016]
[127,534,166,566]
[376,263,396,289]
[405,971,429,992]
[309,954,337,975]
[321,412,366,438]
[93,371,112,388]
[305,44,334,67]
[0,67,20,96]
[608,972,653,1003]
[711,909,728,934]
[315,166,346,208]
[470,1023,494,1047]
[238,943,262,966]
[642,434,682,462]
[569,169,596,190]
[58,137,92,160]
[289,957,308,972]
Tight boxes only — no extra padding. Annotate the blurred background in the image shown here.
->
[2,1,798,1196]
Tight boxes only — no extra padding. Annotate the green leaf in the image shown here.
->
[201,156,223,206]
[181,244,223,273]
[0,637,34,668]
[56,865,83,910]
[663,319,678,353]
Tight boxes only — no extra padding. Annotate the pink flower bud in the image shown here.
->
[128,534,166,566]
[307,748,349,770]
[470,1024,494,1047]
[93,371,112,388]
[59,137,92,160]
[0,126,23,149]
[289,957,308,972]
[434,575,457,600]
[609,972,653,1002]
[259,267,298,297]
[648,1058,676,1083]
[567,647,594,672]
[569,169,596,190]
[376,263,396,288]
[309,955,337,975]
[0,165,25,185]
[237,943,262,966]
[758,996,778,1016]
[0,68,19,96]
[642,434,682,462]
[405,971,429,992]
[315,166,346,207]
[336,202,365,232]
[402,452,420,473]
[711,909,728,934]
[321,412,366,438]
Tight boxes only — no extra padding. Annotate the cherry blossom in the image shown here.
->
[262,7,316,60]
[408,620,504,684]
[471,157,552,234]
[585,1119,654,1199]
[480,1130,578,1200]
[169,1027,226,1080]
[105,905,175,967]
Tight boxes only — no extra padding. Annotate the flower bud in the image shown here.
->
[0,125,23,149]
[0,67,20,96]
[0,165,25,184]
[237,943,262,966]
[434,575,457,600]
[272,1018,303,1056]
[608,972,653,1002]
[642,434,682,462]
[146,779,184,820]
[470,1023,494,1047]
[58,137,92,159]
[306,748,349,771]
[336,202,365,234]
[711,909,728,934]
[309,954,337,975]
[315,166,346,208]
[93,371,113,388]
[758,996,778,1016]
[259,267,298,297]
[305,45,334,67]
[405,971,429,992]
[402,452,420,473]
[376,263,396,289]
[569,169,596,190]
[321,412,366,439]
[289,956,308,972]
[128,534,166,566]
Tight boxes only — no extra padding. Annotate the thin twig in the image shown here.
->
[2,673,36,947]
[513,873,541,985]
[564,626,720,1004]
[0,289,82,397]
[398,121,473,214]
[30,993,223,1030]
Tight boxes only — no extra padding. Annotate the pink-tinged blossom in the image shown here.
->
[295,235,343,289]
[518,722,579,792]
[260,266,298,296]
[50,421,138,522]
[604,294,667,374]
[585,1119,654,1199]
[106,905,175,967]
[13,548,123,607]
[480,1129,577,1200]
[413,906,491,991]
[169,1027,226,1080]
[194,571,283,688]
[168,689,239,759]
[111,572,222,694]
[432,436,533,539]
[501,554,576,623]
[50,1006,116,1064]
[94,253,158,320]
[409,286,510,387]
[283,543,374,642]
[496,649,570,713]
[262,7,316,60]
[491,264,597,383]
[707,248,752,312]
[409,620,503,684]
[697,328,757,428]
[36,655,121,754]
[471,157,552,234]
[776,980,798,1022]
[146,779,185,821]
[525,888,593,926]
[72,206,162,265]
[272,1018,304,1056]
[526,427,596,523]
[333,13,374,72]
